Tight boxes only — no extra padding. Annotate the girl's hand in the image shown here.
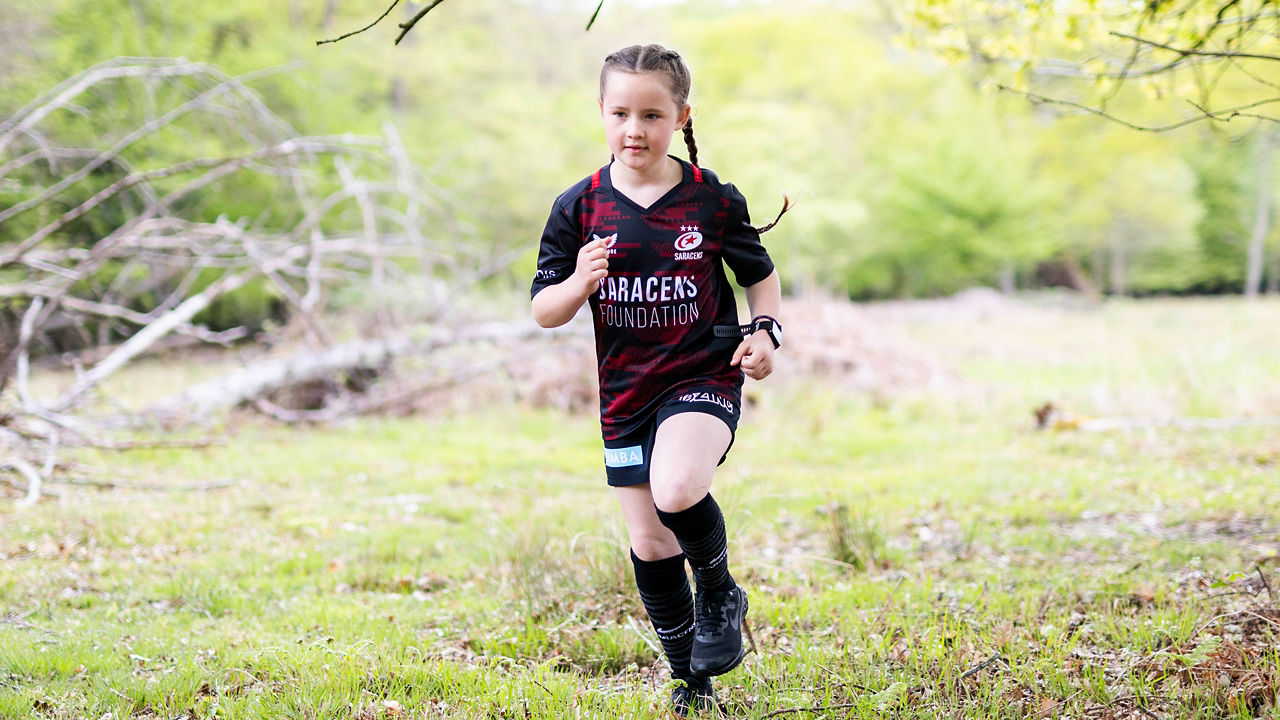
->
[573,237,610,298]
[730,331,775,380]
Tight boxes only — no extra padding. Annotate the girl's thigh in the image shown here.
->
[649,412,732,511]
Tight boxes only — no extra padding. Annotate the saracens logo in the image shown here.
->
[675,225,703,251]
[674,225,704,260]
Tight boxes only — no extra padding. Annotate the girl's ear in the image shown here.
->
[677,104,692,130]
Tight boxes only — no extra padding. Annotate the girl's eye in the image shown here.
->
[613,111,626,118]
[646,114,660,120]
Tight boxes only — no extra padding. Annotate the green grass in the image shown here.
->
[2,296,1279,718]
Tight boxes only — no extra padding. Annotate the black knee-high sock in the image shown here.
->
[655,493,735,593]
[631,550,696,678]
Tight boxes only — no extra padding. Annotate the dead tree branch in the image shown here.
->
[146,321,585,422]
[1,57,512,503]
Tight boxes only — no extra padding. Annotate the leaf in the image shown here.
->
[585,0,605,31]
[873,682,907,710]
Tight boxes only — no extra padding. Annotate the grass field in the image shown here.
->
[3,296,1279,719]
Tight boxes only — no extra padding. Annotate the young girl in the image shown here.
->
[530,43,783,715]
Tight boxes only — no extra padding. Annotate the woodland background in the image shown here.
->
[4,0,1280,313]
[2,2,1279,719]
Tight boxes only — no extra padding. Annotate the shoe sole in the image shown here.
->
[690,592,748,677]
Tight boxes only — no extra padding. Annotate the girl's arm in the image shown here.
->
[531,237,609,328]
[731,269,782,380]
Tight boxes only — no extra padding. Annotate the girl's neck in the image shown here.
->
[611,155,682,195]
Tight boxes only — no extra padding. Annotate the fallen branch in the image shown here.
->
[957,653,1005,680]
[1034,403,1280,432]
[52,244,312,413]
[147,322,586,422]
[3,455,43,509]
[51,476,235,492]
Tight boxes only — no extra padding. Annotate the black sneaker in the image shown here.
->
[689,584,748,676]
[670,675,717,717]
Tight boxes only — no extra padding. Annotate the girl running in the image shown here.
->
[530,43,783,716]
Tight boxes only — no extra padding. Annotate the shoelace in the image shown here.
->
[672,679,715,710]
[695,588,735,639]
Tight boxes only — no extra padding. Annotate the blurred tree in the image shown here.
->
[855,79,1054,297]
[6,0,1268,300]
[900,0,1280,294]
[1033,120,1205,295]
[901,0,1280,129]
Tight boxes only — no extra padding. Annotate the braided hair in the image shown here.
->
[599,44,788,233]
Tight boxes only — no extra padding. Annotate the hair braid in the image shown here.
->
[755,195,791,234]
[682,117,698,168]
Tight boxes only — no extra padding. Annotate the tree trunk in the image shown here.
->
[1246,130,1273,297]
[1270,237,1279,294]
[1110,241,1127,297]
[999,261,1015,294]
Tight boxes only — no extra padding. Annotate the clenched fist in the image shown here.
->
[572,236,610,299]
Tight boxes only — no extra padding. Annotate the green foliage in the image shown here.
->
[1184,139,1253,292]
[189,272,283,332]
[859,85,1054,296]
[3,0,1275,303]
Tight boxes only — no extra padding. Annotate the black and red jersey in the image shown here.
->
[532,158,775,440]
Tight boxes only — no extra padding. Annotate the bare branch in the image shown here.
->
[50,244,313,413]
[147,321,580,421]
[0,58,217,155]
[3,455,43,509]
[315,0,399,46]
[1111,30,1280,62]
[0,63,295,232]
[997,83,1280,131]
[13,297,45,409]
[0,57,487,484]
[396,0,450,45]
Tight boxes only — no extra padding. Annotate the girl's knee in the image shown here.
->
[651,476,709,514]
[630,533,681,561]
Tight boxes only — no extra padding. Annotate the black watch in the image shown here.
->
[752,315,783,349]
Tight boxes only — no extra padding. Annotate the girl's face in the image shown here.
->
[599,70,691,177]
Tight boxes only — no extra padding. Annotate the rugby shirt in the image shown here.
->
[532,158,775,440]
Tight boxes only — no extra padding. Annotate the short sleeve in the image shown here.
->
[531,200,579,299]
[720,184,775,287]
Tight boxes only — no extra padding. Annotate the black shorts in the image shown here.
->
[602,388,741,487]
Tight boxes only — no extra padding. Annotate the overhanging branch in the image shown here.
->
[998,83,1280,131]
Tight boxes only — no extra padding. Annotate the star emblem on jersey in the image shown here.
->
[675,225,703,251]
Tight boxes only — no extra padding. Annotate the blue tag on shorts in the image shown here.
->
[604,445,644,468]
